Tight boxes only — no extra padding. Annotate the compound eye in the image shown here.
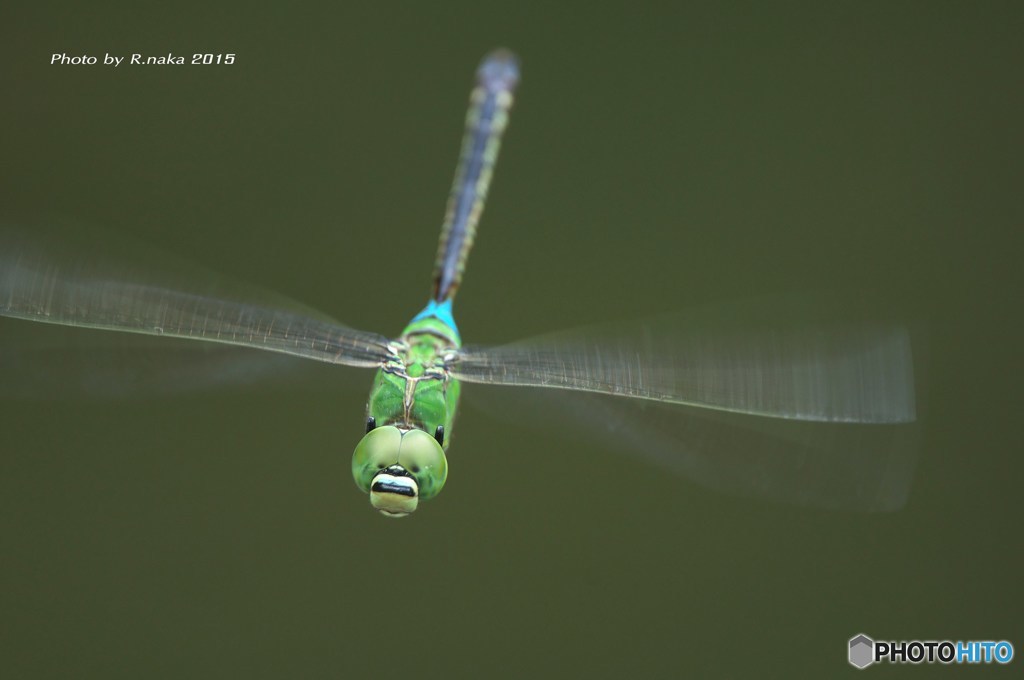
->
[399,429,448,501]
[351,426,402,493]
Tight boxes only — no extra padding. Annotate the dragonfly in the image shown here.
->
[0,50,918,517]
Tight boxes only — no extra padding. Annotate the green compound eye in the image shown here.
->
[351,426,448,517]
[398,428,448,501]
[352,426,402,492]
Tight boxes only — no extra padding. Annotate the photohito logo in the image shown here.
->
[848,634,1014,669]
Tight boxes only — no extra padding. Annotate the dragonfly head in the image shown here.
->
[351,425,448,517]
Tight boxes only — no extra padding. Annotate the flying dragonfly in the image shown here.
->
[0,50,918,517]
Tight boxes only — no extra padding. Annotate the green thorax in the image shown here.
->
[365,311,461,449]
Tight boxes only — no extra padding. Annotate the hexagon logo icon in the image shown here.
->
[849,634,875,669]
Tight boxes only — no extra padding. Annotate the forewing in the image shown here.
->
[0,226,391,368]
[452,300,916,424]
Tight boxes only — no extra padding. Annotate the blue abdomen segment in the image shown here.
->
[411,298,460,343]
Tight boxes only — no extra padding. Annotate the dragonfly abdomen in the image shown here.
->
[432,50,519,303]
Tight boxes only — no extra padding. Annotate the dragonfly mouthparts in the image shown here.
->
[371,476,417,498]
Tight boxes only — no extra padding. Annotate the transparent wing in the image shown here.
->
[0,319,350,400]
[451,299,917,424]
[0,227,392,369]
[465,384,921,512]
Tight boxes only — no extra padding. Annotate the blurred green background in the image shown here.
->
[1,3,1020,678]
